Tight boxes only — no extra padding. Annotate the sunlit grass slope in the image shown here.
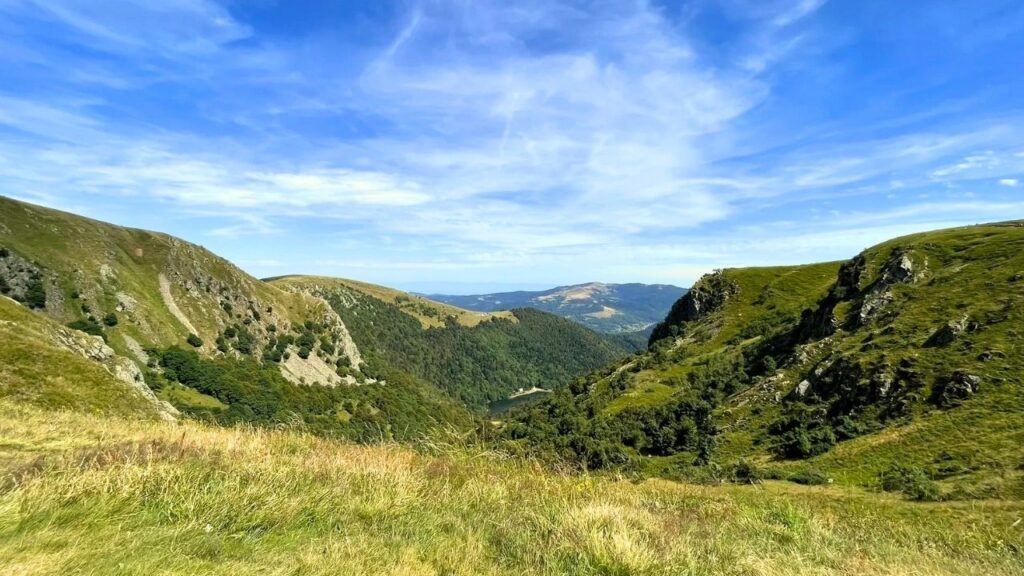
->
[0,297,161,420]
[1,401,1022,576]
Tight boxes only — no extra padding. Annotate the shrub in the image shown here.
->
[102,312,119,327]
[0,246,8,258]
[233,328,254,354]
[67,319,105,340]
[24,275,47,309]
[732,460,763,484]
[0,276,8,295]
[879,463,941,501]
[187,334,204,348]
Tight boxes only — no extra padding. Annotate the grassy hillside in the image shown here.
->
[505,222,1024,500]
[0,197,476,438]
[430,282,687,334]
[271,276,630,409]
[0,297,169,421]
[1,401,1021,576]
[0,196,360,387]
[272,276,516,328]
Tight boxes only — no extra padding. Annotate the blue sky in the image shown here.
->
[1,0,1023,293]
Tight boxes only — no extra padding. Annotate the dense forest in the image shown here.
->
[147,346,475,441]
[321,291,629,409]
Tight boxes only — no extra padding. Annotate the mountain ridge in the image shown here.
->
[428,281,687,335]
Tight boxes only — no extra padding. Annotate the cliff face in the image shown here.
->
[648,271,739,345]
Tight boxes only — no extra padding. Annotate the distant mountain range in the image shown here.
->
[428,282,687,335]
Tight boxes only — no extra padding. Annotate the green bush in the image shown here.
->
[732,460,763,484]
[24,274,47,309]
[102,312,119,327]
[233,327,254,354]
[186,334,204,348]
[67,319,105,340]
[879,463,942,501]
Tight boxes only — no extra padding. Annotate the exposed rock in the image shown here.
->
[856,249,926,327]
[872,373,894,399]
[650,271,739,344]
[115,292,138,313]
[858,290,894,326]
[926,315,968,347]
[882,252,916,284]
[52,326,178,422]
[121,334,150,364]
[796,256,866,340]
[978,350,1006,362]
[794,380,812,398]
[281,350,342,387]
[158,272,200,337]
[0,248,43,303]
[935,371,982,407]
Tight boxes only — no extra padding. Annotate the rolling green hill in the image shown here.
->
[504,222,1024,500]
[270,276,630,409]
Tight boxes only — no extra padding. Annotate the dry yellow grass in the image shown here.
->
[1,401,1022,575]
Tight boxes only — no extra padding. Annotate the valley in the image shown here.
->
[1,197,1023,575]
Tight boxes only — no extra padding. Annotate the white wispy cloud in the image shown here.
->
[1,0,1023,287]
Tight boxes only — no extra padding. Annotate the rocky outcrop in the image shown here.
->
[857,249,925,326]
[52,326,178,422]
[793,380,812,398]
[795,256,866,341]
[934,371,981,407]
[649,271,739,344]
[925,315,969,347]
[797,249,927,342]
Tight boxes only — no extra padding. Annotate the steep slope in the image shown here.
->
[506,222,1024,499]
[429,282,687,335]
[271,276,630,409]
[0,296,175,421]
[0,196,359,386]
[0,197,474,438]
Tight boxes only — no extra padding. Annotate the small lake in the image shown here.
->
[487,389,551,416]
